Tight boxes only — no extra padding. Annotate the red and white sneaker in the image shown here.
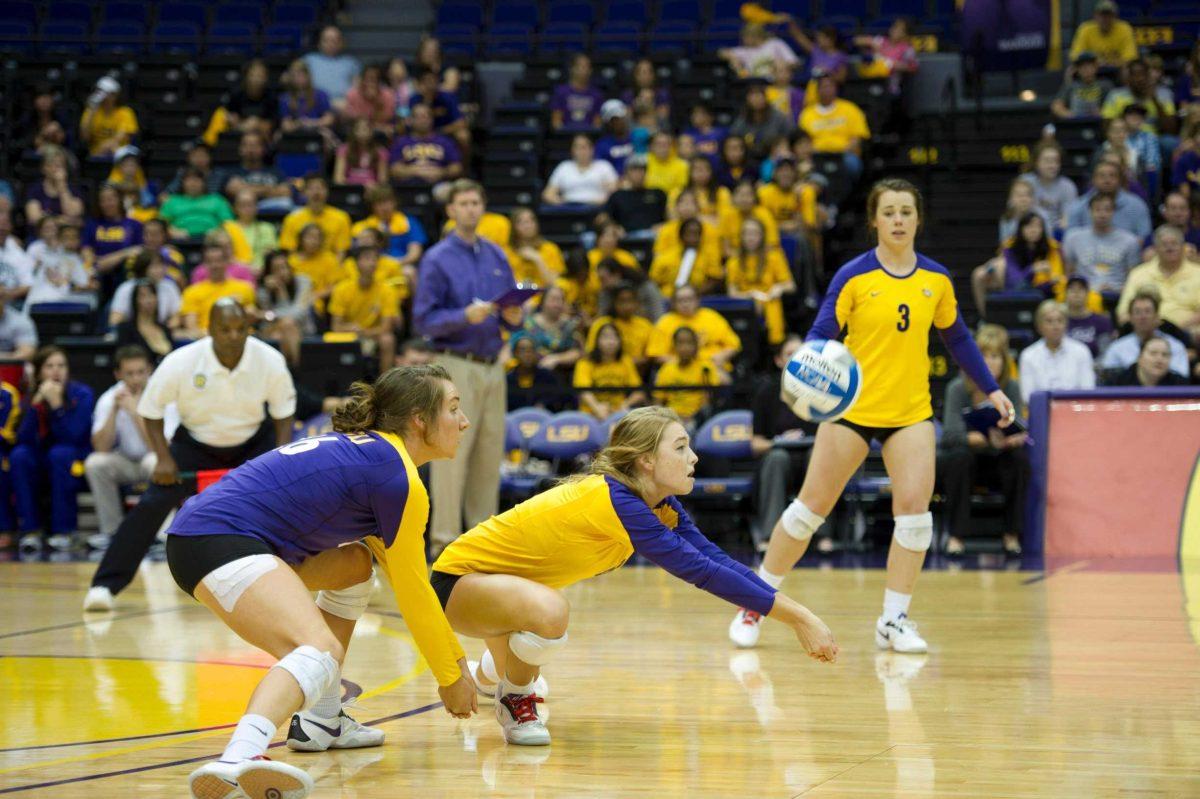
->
[728,608,763,648]
[495,684,550,746]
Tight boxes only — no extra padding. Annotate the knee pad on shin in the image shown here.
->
[781,499,824,542]
[508,630,568,667]
[894,512,933,552]
[271,645,340,710]
[315,571,375,621]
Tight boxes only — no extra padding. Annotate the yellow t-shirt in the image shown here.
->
[342,253,409,300]
[585,315,655,361]
[653,219,722,264]
[648,246,726,297]
[1069,19,1137,65]
[646,154,690,196]
[351,212,413,241]
[587,247,641,271]
[717,206,781,253]
[504,240,567,285]
[726,249,792,294]
[646,309,742,363]
[573,355,642,414]
[179,279,256,329]
[289,251,347,311]
[757,182,819,228]
[442,213,512,248]
[82,105,138,154]
[814,251,959,427]
[654,357,719,419]
[328,277,401,329]
[279,206,353,255]
[800,100,870,153]
[556,275,600,319]
[668,186,732,224]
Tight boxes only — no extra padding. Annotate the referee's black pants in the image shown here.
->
[91,422,276,595]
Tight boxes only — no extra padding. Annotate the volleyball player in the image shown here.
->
[170,366,478,799]
[429,406,838,746]
[728,178,1018,654]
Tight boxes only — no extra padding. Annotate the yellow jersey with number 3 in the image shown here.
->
[809,250,959,428]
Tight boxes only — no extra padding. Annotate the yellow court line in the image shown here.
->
[0,618,429,777]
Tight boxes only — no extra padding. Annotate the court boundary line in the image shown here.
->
[0,702,442,794]
[0,606,189,641]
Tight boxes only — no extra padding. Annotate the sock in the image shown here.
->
[756,565,785,590]
[309,680,343,719]
[221,714,276,762]
[503,678,536,695]
[479,649,500,684]
[882,589,912,622]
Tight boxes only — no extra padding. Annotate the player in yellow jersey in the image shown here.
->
[430,406,838,746]
[729,179,1018,654]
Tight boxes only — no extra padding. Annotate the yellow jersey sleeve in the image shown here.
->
[933,272,958,328]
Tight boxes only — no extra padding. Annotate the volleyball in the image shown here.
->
[781,339,863,423]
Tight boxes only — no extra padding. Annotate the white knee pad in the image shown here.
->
[271,645,340,710]
[508,631,568,667]
[894,512,933,552]
[315,571,375,621]
[781,499,824,542]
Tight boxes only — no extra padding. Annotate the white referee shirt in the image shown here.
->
[137,336,296,448]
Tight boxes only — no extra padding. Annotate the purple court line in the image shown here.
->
[0,606,188,642]
[0,701,443,794]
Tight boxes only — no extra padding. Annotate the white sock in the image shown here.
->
[221,714,276,762]
[882,589,912,622]
[480,649,501,684]
[503,678,536,695]
[309,681,343,719]
[756,565,785,590]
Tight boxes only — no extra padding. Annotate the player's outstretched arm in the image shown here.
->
[766,592,838,663]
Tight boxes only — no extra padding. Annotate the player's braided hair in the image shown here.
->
[332,364,452,439]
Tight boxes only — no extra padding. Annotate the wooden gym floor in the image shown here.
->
[1,560,1198,797]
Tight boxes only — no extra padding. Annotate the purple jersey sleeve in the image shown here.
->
[938,313,1001,394]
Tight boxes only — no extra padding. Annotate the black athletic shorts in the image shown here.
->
[166,534,275,597]
[833,417,934,446]
[429,570,462,610]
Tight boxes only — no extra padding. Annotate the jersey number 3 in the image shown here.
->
[897,303,910,332]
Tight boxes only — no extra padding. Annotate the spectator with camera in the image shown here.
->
[80,77,138,158]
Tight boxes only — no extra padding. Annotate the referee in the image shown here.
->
[84,300,296,611]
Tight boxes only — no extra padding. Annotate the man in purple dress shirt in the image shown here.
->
[413,180,523,554]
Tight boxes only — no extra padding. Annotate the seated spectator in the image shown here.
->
[596,100,635,175]
[279,176,352,256]
[278,60,336,144]
[799,70,869,181]
[556,248,599,321]
[621,59,670,121]
[287,224,345,313]
[653,326,722,426]
[329,244,400,372]
[717,134,755,189]
[719,180,781,257]
[0,212,33,303]
[730,81,795,161]
[674,156,732,226]
[1103,59,1177,138]
[1107,335,1190,386]
[1066,160,1151,239]
[650,218,724,298]
[0,287,38,360]
[351,185,427,269]
[257,250,313,364]
[79,76,138,158]
[1051,51,1112,120]
[588,282,656,367]
[1120,105,1162,194]
[645,132,689,197]
[342,63,397,136]
[223,191,278,274]
[543,135,619,208]
[973,211,1065,316]
[504,208,565,286]
[1172,139,1200,198]
[521,284,582,371]
[160,169,234,241]
[83,345,177,550]
[107,146,157,215]
[589,221,640,273]
[596,259,664,323]
[1094,117,1141,180]
[1018,300,1096,403]
[685,103,729,168]
[552,54,605,132]
[1065,276,1115,356]
[599,155,667,238]
[388,102,463,186]
[785,21,850,86]
[766,61,805,126]
[1156,191,1200,252]
[109,250,181,328]
[222,59,278,139]
[84,184,143,293]
[386,57,416,113]
[188,228,257,286]
[413,34,461,95]
[1100,289,1190,377]
[655,190,723,264]
[24,145,84,229]
[345,226,412,306]
[162,142,222,199]
[508,334,569,412]
[334,118,389,187]
[11,346,93,551]
[939,324,1028,556]
[221,131,293,213]
[18,82,74,156]
[726,218,794,344]
[854,18,919,95]
[1019,142,1079,232]
[26,219,92,308]
[757,157,818,236]
[646,285,741,368]
[409,68,469,153]
[999,178,1053,245]
[719,22,800,79]
[1069,0,1136,68]
[178,234,257,337]
[114,279,175,360]
[1063,193,1141,293]
[573,322,645,420]
[304,25,361,108]
[1118,225,1200,332]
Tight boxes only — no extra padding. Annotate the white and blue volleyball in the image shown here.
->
[781,339,863,423]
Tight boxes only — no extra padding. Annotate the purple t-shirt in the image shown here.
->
[389,134,462,168]
[279,90,332,121]
[85,217,142,259]
[685,126,728,167]
[551,84,605,129]
[809,47,850,79]
[1067,313,1114,357]
[1173,151,1200,195]
[24,182,82,220]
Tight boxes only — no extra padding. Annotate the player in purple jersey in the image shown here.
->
[175,366,478,799]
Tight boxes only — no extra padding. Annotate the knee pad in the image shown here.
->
[508,631,568,667]
[781,499,824,542]
[315,572,375,621]
[894,512,933,552]
[271,645,340,710]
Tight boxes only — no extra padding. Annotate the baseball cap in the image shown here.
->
[601,99,628,121]
[95,76,120,94]
[114,145,141,162]
[1095,0,1117,13]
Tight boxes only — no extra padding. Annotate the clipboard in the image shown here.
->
[491,285,543,307]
